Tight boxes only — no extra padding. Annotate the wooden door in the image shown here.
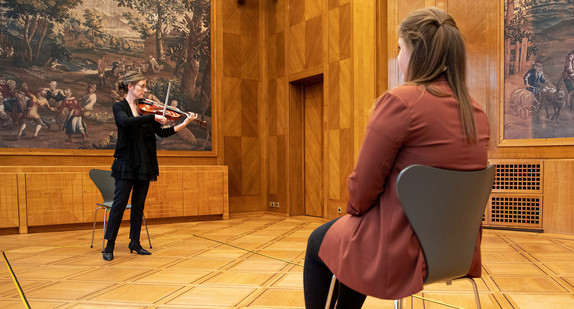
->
[304,82,324,217]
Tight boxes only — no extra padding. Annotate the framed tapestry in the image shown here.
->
[0,0,212,151]
[501,0,574,146]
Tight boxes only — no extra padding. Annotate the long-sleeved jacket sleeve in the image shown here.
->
[347,92,411,215]
[152,121,176,138]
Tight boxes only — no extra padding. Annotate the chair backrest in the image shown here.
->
[396,164,496,284]
[89,169,115,204]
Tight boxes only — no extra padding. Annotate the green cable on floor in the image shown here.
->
[193,234,465,309]
[2,251,31,309]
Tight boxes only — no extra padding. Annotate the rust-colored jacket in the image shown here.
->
[318,80,490,300]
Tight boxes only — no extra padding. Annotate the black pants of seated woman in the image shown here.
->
[104,178,149,251]
[304,218,367,309]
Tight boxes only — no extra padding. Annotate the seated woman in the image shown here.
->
[303,7,490,308]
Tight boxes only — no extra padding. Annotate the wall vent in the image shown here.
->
[492,162,541,193]
[489,195,542,228]
[485,161,543,230]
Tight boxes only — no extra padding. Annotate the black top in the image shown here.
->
[111,99,176,181]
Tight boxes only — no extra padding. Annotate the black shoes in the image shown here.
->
[129,242,151,255]
[102,241,115,261]
[102,252,114,261]
[101,242,150,260]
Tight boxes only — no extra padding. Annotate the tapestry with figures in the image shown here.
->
[503,0,574,142]
[0,0,211,151]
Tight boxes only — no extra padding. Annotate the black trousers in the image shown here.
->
[104,178,150,245]
[304,218,367,309]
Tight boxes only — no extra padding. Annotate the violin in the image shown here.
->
[137,98,207,126]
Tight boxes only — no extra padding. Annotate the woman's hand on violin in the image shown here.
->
[182,112,198,125]
[154,114,168,125]
[174,113,197,132]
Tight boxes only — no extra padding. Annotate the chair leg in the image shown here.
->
[325,275,336,309]
[466,277,482,309]
[90,207,101,248]
[142,214,152,249]
[101,207,108,252]
[394,298,403,309]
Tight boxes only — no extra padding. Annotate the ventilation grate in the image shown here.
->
[489,195,542,228]
[492,163,541,192]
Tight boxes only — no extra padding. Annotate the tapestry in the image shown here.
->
[0,0,211,151]
[503,0,574,141]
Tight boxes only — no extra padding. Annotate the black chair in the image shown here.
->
[324,164,495,309]
[89,169,152,251]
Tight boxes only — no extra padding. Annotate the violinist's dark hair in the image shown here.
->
[118,71,145,92]
[398,7,477,143]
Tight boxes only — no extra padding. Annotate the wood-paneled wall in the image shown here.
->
[0,166,228,233]
[253,0,573,233]
[218,0,574,234]
[261,0,375,219]
[2,0,573,235]
[221,1,263,212]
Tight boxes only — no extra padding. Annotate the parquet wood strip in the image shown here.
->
[505,293,574,309]
[90,283,185,303]
[484,263,548,276]
[25,281,113,301]
[166,286,257,307]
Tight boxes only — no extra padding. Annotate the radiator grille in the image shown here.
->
[485,161,543,230]
[489,195,542,228]
[492,163,541,192]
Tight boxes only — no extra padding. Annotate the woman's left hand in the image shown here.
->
[174,112,198,132]
[183,112,198,126]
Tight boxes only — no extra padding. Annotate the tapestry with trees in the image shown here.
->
[0,0,212,151]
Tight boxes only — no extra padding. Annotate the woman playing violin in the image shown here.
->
[102,71,196,261]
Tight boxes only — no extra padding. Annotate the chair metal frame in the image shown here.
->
[89,169,152,251]
[325,164,495,309]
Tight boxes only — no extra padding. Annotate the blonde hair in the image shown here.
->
[398,7,477,143]
[118,71,145,92]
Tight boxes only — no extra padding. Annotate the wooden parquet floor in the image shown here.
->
[0,213,573,308]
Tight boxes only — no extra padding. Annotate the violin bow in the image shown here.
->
[161,80,172,117]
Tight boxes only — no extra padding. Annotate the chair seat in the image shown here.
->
[97,202,132,209]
